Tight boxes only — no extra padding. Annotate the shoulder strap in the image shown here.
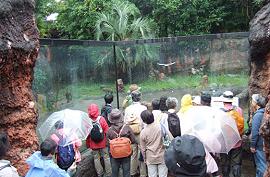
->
[164,111,170,114]
[106,104,112,108]
[54,131,63,142]
[119,125,126,137]
[220,108,228,112]
[97,116,101,122]
[160,123,167,137]
[93,116,101,124]
[0,164,11,171]
[111,125,126,138]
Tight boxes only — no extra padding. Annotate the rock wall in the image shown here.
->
[0,0,39,175]
[249,3,270,176]
[74,150,97,177]
[210,38,249,73]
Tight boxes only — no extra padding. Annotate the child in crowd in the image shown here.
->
[25,139,70,177]
[101,93,114,126]
[50,120,82,172]
[86,104,111,177]
[0,132,19,177]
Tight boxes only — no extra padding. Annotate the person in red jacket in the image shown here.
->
[86,104,111,177]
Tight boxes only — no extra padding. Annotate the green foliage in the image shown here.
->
[95,1,157,83]
[54,74,248,99]
[95,0,155,41]
[36,0,265,38]
[55,0,113,39]
[217,0,263,32]
[130,0,264,36]
[35,0,60,37]
[135,0,227,36]
[36,0,114,39]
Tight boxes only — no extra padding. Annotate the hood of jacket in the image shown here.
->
[181,94,192,107]
[180,94,192,113]
[256,108,265,115]
[26,152,54,169]
[88,104,99,119]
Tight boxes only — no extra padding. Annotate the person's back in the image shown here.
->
[152,99,162,123]
[220,91,243,177]
[223,104,244,134]
[107,109,137,177]
[25,139,69,177]
[86,104,111,177]
[250,94,267,177]
[178,94,193,114]
[140,110,168,177]
[101,93,113,126]
[122,84,141,109]
[50,120,81,171]
[166,97,181,138]
[0,132,19,177]
[124,91,147,177]
[124,90,147,130]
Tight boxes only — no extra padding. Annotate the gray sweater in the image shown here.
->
[251,108,265,151]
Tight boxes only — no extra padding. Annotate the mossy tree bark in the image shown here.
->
[249,3,270,176]
[0,0,39,175]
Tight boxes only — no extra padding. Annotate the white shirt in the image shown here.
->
[152,110,162,122]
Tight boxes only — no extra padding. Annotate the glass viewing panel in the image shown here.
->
[34,33,249,126]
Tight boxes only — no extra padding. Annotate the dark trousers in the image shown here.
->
[110,157,131,177]
[220,147,242,177]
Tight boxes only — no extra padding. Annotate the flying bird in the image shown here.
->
[157,62,176,67]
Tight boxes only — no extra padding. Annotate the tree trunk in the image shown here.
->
[0,0,39,175]
[249,3,270,176]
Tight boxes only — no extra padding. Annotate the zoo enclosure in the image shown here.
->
[34,32,250,120]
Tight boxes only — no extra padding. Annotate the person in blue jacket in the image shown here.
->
[250,94,267,177]
[25,139,70,177]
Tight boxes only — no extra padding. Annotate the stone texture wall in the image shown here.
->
[0,0,39,175]
[210,38,249,73]
[249,2,270,176]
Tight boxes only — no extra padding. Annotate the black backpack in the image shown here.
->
[55,133,75,170]
[101,104,112,126]
[90,116,104,143]
[167,112,181,138]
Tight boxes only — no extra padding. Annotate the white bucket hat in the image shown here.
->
[221,91,234,103]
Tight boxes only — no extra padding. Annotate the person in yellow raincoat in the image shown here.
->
[178,94,193,117]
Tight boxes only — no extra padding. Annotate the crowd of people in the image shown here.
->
[83,84,268,177]
[0,84,268,177]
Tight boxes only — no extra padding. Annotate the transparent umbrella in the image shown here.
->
[38,109,92,146]
[181,106,241,153]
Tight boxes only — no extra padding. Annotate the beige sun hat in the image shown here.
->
[220,91,234,103]
[128,84,141,93]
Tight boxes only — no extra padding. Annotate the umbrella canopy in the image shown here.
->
[38,109,92,146]
[181,106,241,153]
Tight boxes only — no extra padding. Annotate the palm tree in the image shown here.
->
[95,0,156,83]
